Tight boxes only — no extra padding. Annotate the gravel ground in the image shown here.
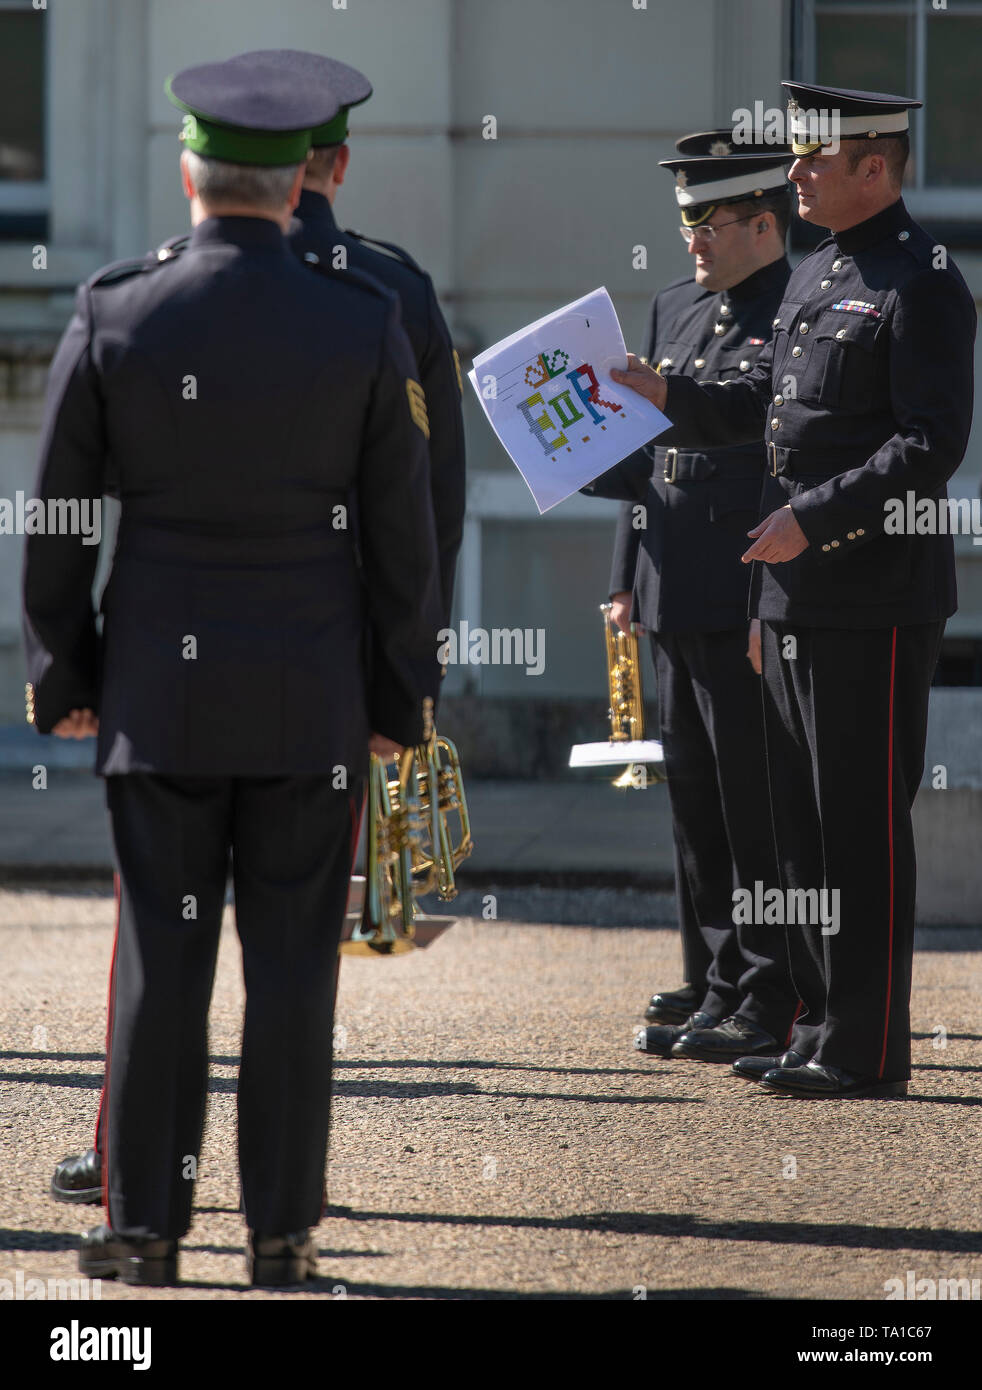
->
[1,885,980,1302]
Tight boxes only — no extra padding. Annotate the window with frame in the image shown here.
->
[792,0,982,239]
[0,0,48,242]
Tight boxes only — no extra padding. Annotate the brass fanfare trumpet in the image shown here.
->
[568,603,665,788]
[601,601,648,789]
[340,697,473,955]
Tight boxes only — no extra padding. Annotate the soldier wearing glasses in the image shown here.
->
[586,136,801,1065]
[612,84,976,1099]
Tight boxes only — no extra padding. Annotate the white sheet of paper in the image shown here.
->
[568,740,665,768]
[467,288,671,513]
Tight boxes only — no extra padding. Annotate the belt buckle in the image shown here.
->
[663,448,678,484]
[767,441,778,477]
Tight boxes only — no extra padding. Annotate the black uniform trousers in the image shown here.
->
[672,829,711,999]
[653,630,797,1036]
[101,772,363,1239]
[760,621,943,1080]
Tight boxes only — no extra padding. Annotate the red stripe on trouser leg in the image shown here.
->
[784,998,804,1049]
[879,628,898,1080]
[321,783,369,1218]
[96,871,121,1209]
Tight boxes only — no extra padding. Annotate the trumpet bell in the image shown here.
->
[339,723,472,956]
[339,876,456,953]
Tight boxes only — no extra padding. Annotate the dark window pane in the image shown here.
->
[925,16,982,187]
[0,11,45,182]
[815,15,912,96]
[0,211,47,242]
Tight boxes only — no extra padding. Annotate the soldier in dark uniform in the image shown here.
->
[611,84,977,1098]
[586,139,801,1063]
[24,56,441,1283]
[49,51,466,1209]
[233,50,466,630]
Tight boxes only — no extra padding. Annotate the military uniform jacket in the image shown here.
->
[22,216,442,774]
[289,190,465,628]
[663,199,977,628]
[600,257,790,632]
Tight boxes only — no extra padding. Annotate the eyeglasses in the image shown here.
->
[679,213,760,243]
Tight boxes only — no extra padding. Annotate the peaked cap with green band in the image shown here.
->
[166,55,345,166]
[226,49,373,148]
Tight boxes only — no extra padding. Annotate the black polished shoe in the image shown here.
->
[51,1149,103,1205]
[643,984,702,1025]
[247,1230,318,1286]
[672,1014,779,1063]
[732,1049,810,1082]
[79,1223,178,1286]
[760,1060,908,1099]
[634,1011,718,1058]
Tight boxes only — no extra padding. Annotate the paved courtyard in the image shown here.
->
[1,885,980,1302]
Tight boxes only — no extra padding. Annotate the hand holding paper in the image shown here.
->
[609,353,669,412]
[468,289,671,513]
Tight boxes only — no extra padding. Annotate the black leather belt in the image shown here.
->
[115,517,353,566]
[766,442,855,480]
[661,449,714,483]
[660,448,763,485]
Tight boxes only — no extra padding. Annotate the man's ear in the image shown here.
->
[179,150,195,202]
[332,142,351,190]
[867,153,887,185]
[287,161,307,213]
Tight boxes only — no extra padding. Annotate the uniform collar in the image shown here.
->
[295,187,339,231]
[188,215,289,254]
[832,197,909,256]
[723,254,791,308]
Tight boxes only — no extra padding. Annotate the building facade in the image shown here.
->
[1,0,979,728]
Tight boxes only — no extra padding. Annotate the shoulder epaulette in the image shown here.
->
[298,249,397,304]
[87,256,152,289]
[88,234,189,290]
[660,274,700,295]
[343,228,425,277]
[147,233,191,265]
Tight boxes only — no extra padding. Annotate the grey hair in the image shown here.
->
[183,151,302,212]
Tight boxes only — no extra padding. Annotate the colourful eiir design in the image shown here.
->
[518,350,622,457]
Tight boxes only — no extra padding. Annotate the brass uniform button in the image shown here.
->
[822,544,831,552]
[773,394,784,406]
[799,322,809,334]
[821,279,831,289]
[831,540,839,548]
[832,259,843,271]
[714,323,726,336]
[772,317,781,327]
[856,528,865,536]
[739,360,750,371]
[694,358,705,368]
[898,230,909,241]
[792,345,802,357]
[659,358,673,369]
[770,418,781,430]
[835,328,847,339]
[847,531,856,540]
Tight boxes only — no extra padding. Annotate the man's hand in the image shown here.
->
[747,619,762,675]
[369,732,404,761]
[610,591,641,636]
[52,708,99,739]
[609,354,668,412]
[742,505,809,564]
